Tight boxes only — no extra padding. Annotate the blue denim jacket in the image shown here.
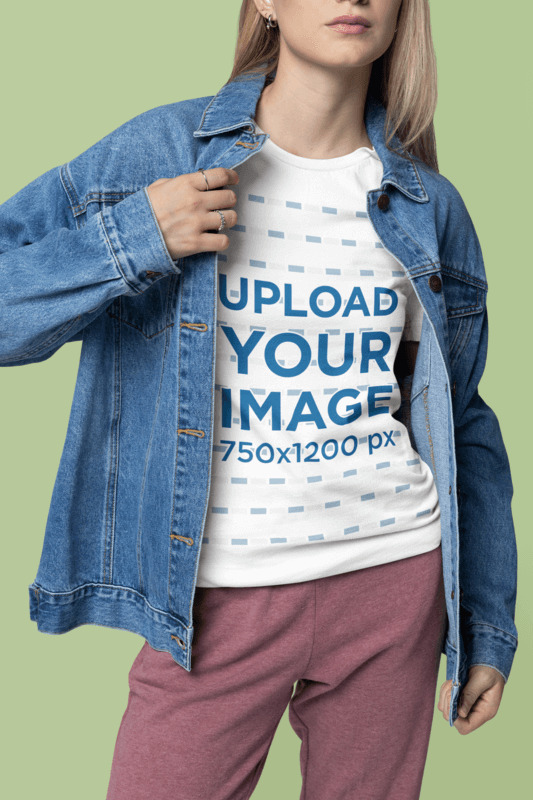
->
[0,66,517,726]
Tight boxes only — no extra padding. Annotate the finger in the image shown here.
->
[198,232,230,252]
[454,704,492,735]
[438,680,451,721]
[195,167,239,192]
[204,208,237,232]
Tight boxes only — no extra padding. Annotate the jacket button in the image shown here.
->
[451,590,455,600]
[377,193,390,210]
[449,485,452,494]
[460,587,464,602]
[429,274,442,292]
[452,381,457,397]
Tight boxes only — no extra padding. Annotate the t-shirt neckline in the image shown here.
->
[252,119,378,171]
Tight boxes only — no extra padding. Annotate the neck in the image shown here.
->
[253,56,373,159]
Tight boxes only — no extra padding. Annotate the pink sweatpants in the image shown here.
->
[106,544,447,800]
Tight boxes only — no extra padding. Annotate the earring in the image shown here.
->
[265,14,278,30]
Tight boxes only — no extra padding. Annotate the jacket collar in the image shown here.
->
[193,64,429,204]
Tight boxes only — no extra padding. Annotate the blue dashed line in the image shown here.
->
[380,518,395,527]
[396,484,410,493]
[361,493,375,501]
[345,525,360,534]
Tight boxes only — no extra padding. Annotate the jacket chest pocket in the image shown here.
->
[441,270,485,370]
[106,283,178,339]
[84,194,179,339]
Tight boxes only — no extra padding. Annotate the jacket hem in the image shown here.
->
[28,582,192,671]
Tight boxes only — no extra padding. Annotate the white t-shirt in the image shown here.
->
[196,120,441,587]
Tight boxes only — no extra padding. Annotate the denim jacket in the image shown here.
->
[0,66,518,726]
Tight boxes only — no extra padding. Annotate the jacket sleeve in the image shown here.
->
[452,229,518,684]
[0,163,181,367]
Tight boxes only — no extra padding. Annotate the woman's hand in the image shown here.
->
[146,167,240,261]
[438,665,506,734]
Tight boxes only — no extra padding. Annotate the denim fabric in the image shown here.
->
[0,64,517,727]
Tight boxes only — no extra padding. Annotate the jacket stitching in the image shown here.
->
[387,209,436,267]
[99,212,139,295]
[440,262,488,290]
[448,315,464,357]
[70,191,136,215]
[137,291,174,596]
[142,186,178,271]
[168,282,184,612]
[103,312,121,584]
[59,163,80,211]
[190,258,217,625]
[423,386,438,487]
[465,621,518,643]
[106,308,175,338]
[30,581,190,626]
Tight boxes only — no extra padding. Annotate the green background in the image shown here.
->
[1,1,530,797]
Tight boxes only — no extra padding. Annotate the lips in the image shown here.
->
[328,16,370,27]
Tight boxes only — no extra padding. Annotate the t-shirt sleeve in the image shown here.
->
[401,286,424,342]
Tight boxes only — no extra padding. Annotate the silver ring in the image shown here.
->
[214,210,227,231]
[197,167,210,190]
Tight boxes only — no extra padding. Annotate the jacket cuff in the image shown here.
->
[100,186,181,294]
[465,623,518,683]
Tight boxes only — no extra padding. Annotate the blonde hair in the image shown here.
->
[225,0,439,173]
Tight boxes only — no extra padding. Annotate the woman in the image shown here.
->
[0,1,518,798]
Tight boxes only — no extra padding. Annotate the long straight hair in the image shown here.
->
[224,0,439,173]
